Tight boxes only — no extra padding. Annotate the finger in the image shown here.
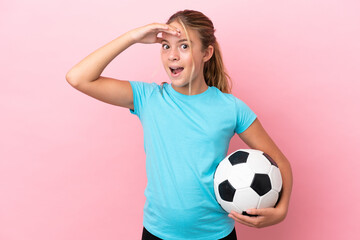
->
[229,211,258,225]
[164,24,181,33]
[164,29,181,36]
[232,212,265,228]
[246,208,262,216]
[154,24,180,35]
[152,23,169,30]
[228,214,255,228]
[247,208,271,216]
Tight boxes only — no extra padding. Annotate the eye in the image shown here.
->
[162,44,170,50]
[180,44,188,50]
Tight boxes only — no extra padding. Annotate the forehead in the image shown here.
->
[162,21,199,42]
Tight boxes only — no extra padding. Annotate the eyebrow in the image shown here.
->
[161,39,192,43]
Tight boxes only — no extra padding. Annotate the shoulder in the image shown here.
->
[210,87,256,115]
[209,86,243,105]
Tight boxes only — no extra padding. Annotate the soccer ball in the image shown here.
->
[214,149,282,215]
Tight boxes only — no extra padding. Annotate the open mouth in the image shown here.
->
[169,67,184,76]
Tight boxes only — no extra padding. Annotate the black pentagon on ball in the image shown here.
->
[228,151,249,165]
[250,174,272,196]
[263,152,278,167]
[218,180,236,202]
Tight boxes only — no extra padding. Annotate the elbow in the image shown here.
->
[65,71,80,88]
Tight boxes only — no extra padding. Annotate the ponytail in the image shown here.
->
[203,41,232,93]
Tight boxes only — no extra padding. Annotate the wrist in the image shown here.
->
[122,31,137,46]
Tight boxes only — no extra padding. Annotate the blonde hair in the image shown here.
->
[160,9,232,95]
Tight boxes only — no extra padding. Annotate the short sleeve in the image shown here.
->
[234,97,257,134]
[129,81,157,118]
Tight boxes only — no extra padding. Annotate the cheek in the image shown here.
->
[185,56,201,71]
[182,52,195,66]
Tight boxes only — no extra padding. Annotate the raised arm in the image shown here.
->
[65,23,181,110]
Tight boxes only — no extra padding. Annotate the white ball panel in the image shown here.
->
[257,189,279,209]
[214,159,232,184]
[247,152,271,174]
[233,188,260,212]
[219,200,242,214]
[269,166,283,192]
[228,164,254,189]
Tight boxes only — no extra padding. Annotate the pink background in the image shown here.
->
[1,0,359,239]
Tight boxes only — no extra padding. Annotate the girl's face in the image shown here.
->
[160,21,213,93]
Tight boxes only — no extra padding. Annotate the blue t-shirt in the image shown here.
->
[129,81,257,240]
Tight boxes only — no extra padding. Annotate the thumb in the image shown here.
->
[155,37,164,44]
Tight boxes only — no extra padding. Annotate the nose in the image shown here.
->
[168,48,180,61]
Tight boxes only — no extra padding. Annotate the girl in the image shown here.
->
[66,9,292,240]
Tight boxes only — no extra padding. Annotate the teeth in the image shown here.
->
[170,67,180,72]
[170,67,184,74]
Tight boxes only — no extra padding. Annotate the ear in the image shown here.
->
[203,45,214,63]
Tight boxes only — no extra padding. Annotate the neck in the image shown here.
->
[172,78,208,95]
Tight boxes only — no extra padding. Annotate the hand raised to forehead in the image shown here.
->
[129,23,181,44]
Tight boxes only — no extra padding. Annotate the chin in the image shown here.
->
[171,79,190,87]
